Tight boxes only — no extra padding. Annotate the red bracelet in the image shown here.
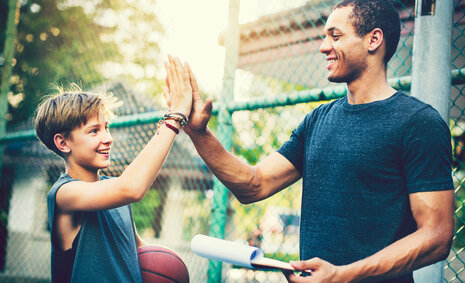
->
[164,121,179,134]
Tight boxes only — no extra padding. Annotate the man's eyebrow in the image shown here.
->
[326,27,343,33]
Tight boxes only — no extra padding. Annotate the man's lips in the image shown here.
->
[326,58,337,69]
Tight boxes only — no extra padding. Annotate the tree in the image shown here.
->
[0,0,164,128]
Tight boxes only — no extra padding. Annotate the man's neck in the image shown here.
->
[345,65,397,105]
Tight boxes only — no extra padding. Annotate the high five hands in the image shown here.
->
[162,55,192,118]
[163,55,213,134]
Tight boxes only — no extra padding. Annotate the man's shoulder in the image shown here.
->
[393,92,445,123]
[305,97,345,119]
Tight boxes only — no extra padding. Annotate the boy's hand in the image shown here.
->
[183,64,213,136]
[163,55,192,117]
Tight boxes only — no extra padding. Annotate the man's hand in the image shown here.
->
[183,64,213,135]
[284,258,345,283]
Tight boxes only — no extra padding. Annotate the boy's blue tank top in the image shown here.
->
[47,173,142,283]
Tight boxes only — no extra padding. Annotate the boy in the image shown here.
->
[34,56,191,282]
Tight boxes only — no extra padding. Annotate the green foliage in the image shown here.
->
[182,191,211,241]
[0,0,164,128]
[263,251,299,262]
[132,188,162,234]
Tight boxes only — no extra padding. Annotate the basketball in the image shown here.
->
[138,245,189,283]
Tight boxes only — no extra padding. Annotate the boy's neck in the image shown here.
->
[65,163,100,182]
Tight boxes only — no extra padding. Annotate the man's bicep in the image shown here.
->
[256,152,301,199]
[409,190,454,234]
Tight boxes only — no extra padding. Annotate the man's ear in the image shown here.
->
[54,133,71,154]
[367,28,384,53]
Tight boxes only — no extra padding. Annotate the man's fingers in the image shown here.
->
[204,97,214,114]
[187,64,200,92]
[282,270,307,283]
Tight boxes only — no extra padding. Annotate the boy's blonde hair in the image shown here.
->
[34,85,121,157]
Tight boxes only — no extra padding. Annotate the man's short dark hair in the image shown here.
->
[334,0,401,64]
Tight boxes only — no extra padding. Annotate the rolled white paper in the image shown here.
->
[191,234,263,269]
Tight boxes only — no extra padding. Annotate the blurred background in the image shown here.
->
[0,0,464,282]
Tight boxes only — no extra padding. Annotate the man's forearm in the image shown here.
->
[187,127,263,203]
[339,227,452,282]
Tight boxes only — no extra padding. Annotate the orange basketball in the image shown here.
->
[138,245,189,283]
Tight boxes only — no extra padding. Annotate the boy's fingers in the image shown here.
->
[168,56,179,87]
[165,74,170,89]
[164,61,175,92]
[188,64,200,92]
[182,63,190,86]
[174,57,183,79]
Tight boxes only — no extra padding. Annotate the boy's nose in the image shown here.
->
[103,131,113,144]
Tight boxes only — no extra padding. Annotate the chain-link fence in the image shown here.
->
[0,0,465,282]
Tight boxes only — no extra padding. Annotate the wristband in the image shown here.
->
[164,112,188,127]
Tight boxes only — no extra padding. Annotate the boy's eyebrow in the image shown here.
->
[84,122,107,129]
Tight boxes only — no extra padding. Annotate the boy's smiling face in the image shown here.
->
[66,110,113,174]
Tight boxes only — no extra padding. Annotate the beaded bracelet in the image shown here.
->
[164,112,188,127]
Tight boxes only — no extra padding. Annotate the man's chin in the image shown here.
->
[327,76,346,83]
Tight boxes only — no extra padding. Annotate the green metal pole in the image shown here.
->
[0,0,20,177]
[207,0,240,282]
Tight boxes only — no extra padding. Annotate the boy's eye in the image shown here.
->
[90,129,98,134]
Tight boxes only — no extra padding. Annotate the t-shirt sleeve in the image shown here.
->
[401,106,453,193]
[277,114,309,174]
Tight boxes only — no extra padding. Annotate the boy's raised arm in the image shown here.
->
[56,56,192,212]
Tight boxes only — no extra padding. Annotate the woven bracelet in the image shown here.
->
[164,112,188,127]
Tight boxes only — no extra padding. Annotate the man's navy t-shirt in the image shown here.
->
[278,91,453,282]
[47,173,142,282]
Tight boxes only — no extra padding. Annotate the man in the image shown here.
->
[175,0,454,282]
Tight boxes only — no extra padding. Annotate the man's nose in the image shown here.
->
[319,36,331,54]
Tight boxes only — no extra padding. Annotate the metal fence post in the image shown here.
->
[411,0,453,282]
[206,0,240,282]
[411,0,453,123]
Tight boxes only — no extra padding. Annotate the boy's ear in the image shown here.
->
[367,28,384,53]
[54,133,71,154]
